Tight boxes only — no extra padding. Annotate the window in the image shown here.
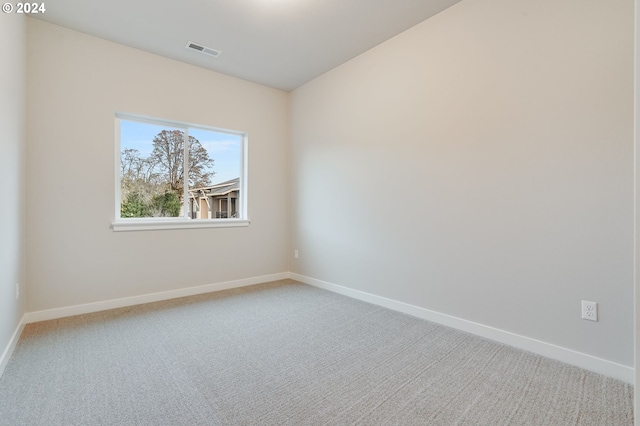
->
[113,113,248,231]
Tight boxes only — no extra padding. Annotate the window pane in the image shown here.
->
[187,128,242,219]
[120,120,185,218]
[118,114,245,222]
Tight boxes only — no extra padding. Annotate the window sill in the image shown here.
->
[112,218,250,232]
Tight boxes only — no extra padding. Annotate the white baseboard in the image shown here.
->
[0,314,26,378]
[13,271,634,384]
[25,272,290,324]
[289,273,634,385]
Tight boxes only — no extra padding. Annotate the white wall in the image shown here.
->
[291,0,634,366]
[0,13,26,365]
[26,19,290,312]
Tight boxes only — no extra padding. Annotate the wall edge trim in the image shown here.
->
[24,272,290,323]
[0,314,27,379]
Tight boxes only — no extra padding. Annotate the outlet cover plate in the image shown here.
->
[581,300,597,322]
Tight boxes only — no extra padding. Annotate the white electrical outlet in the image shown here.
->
[294,249,299,259]
[581,301,597,322]
[15,283,19,300]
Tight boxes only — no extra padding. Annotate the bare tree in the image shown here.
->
[120,130,214,218]
[149,130,214,192]
[121,148,157,183]
[120,148,160,204]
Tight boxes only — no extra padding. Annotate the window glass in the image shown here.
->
[118,115,245,222]
[187,128,242,219]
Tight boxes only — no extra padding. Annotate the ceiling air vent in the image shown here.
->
[185,41,221,58]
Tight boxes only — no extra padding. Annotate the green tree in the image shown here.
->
[151,192,181,217]
[120,191,150,218]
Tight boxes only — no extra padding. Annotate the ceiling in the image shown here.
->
[33,0,462,92]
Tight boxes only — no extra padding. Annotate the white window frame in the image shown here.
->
[112,112,249,231]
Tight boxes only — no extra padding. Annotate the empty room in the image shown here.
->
[0,0,637,424]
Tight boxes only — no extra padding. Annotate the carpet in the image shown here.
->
[0,279,633,425]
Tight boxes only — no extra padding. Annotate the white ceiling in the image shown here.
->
[33,0,462,92]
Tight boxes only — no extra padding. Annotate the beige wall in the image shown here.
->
[18,0,636,377]
[26,19,290,311]
[0,13,26,361]
[291,0,634,366]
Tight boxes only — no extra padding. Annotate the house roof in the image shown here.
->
[190,178,239,197]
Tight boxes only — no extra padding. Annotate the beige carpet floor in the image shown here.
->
[0,279,634,425]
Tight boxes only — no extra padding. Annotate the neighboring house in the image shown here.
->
[187,178,239,219]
